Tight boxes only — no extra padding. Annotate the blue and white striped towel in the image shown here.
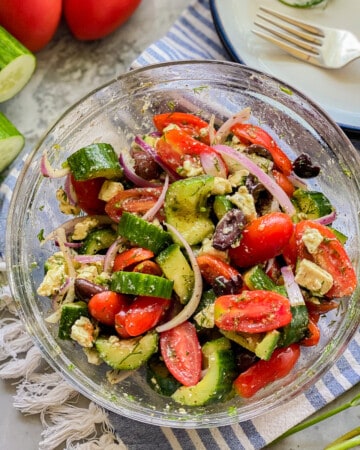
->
[107,1,360,448]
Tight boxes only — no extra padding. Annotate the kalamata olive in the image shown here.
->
[245,174,264,198]
[293,153,320,178]
[74,278,107,301]
[212,274,243,296]
[246,144,273,160]
[131,149,162,180]
[213,209,245,250]
[234,347,259,373]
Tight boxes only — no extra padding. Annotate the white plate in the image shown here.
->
[210,0,360,130]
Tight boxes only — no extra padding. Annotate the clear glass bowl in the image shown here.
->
[6,61,360,428]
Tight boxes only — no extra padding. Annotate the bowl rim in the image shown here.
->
[5,59,360,428]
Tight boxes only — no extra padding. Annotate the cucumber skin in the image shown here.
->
[95,332,158,370]
[0,112,25,172]
[117,212,172,254]
[111,271,174,299]
[78,228,117,255]
[58,301,89,340]
[67,143,123,181]
[0,27,36,102]
[172,337,237,406]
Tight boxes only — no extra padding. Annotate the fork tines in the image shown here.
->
[253,6,324,57]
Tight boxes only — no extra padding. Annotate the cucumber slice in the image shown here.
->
[117,212,172,254]
[111,271,173,299]
[95,332,158,370]
[146,355,182,396]
[156,244,194,304]
[67,143,123,181]
[0,26,36,102]
[58,301,89,340]
[0,112,25,172]
[78,228,117,255]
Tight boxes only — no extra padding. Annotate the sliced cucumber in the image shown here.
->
[0,112,25,172]
[78,228,117,255]
[95,332,158,370]
[146,355,182,396]
[156,244,194,304]
[172,337,236,406]
[292,189,333,220]
[67,143,123,181]
[117,212,172,254]
[0,26,36,102]
[111,271,173,299]
[58,301,89,340]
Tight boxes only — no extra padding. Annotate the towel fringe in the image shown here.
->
[0,284,123,450]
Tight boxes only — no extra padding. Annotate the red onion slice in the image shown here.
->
[156,223,203,333]
[215,107,251,144]
[119,150,160,188]
[64,174,78,205]
[41,152,70,178]
[213,144,296,216]
[103,237,126,274]
[73,255,106,265]
[134,135,180,181]
[281,265,305,306]
[200,151,227,178]
[313,210,337,226]
[142,175,169,222]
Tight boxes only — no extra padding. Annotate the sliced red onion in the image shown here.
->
[215,107,251,144]
[64,174,78,205]
[73,255,106,265]
[313,210,337,226]
[43,215,113,244]
[156,223,203,333]
[142,175,169,222]
[52,278,72,310]
[287,173,308,190]
[213,144,296,216]
[119,150,160,188]
[41,152,70,178]
[208,114,216,145]
[134,135,180,181]
[103,237,126,273]
[55,227,77,279]
[281,265,305,306]
[200,151,227,178]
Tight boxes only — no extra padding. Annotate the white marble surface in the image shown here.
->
[0,0,359,449]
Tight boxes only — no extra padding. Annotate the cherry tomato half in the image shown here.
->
[113,247,155,272]
[214,290,292,333]
[160,321,202,387]
[125,296,171,337]
[88,291,129,326]
[233,344,300,398]
[70,175,106,215]
[291,220,356,298]
[153,112,210,144]
[105,187,163,222]
[229,212,294,268]
[231,123,293,176]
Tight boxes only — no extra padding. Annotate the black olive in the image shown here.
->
[212,274,243,296]
[213,209,246,250]
[293,153,320,178]
[74,278,106,301]
[246,144,273,161]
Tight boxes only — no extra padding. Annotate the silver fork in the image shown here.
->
[252,6,360,69]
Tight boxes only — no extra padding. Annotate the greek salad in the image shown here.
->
[37,108,357,405]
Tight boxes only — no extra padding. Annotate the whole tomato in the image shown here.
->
[0,0,62,52]
[64,0,142,41]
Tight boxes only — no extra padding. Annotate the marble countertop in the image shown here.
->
[0,1,359,449]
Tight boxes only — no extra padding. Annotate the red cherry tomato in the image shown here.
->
[290,220,356,298]
[155,128,222,176]
[105,187,163,223]
[125,296,171,337]
[113,248,155,272]
[63,0,142,41]
[272,169,295,198]
[229,212,294,268]
[231,123,293,176]
[114,304,131,339]
[196,254,242,292]
[0,0,62,52]
[153,112,210,144]
[300,315,320,347]
[214,290,292,334]
[233,344,300,398]
[160,321,202,387]
[88,291,128,326]
[70,175,106,215]
[132,260,163,276]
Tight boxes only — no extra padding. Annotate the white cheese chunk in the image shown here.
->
[70,317,95,348]
[295,259,333,296]
[98,180,124,202]
[302,227,324,254]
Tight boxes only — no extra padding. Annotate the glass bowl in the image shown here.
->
[6,61,360,428]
